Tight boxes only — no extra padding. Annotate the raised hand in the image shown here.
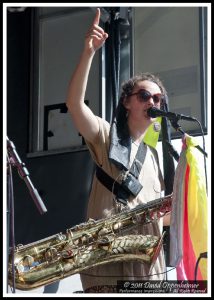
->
[85,8,108,54]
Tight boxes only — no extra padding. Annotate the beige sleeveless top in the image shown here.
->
[80,117,166,291]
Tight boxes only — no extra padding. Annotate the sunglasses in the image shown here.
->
[129,89,164,104]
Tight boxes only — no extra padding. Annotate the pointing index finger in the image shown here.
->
[93,8,100,25]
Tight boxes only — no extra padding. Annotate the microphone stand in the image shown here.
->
[7,136,47,214]
[169,119,208,158]
[7,155,15,293]
[7,136,47,293]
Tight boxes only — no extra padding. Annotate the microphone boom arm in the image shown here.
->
[169,119,207,158]
[147,107,208,158]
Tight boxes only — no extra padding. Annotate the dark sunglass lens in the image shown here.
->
[154,95,161,103]
[140,90,151,102]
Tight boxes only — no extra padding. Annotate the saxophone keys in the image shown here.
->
[97,235,114,251]
[16,244,24,250]
[17,255,35,272]
[15,254,40,274]
[23,255,34,266]
[61,247,78,259]
[98,227,109,236]
[45,247,59,262]
[81,233,93,244]
[73,239,80,246]
[55,233,66,241]
[66,229,73,239]
[113,221,122,231]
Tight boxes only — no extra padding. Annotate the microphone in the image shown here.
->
[147,107,197,121]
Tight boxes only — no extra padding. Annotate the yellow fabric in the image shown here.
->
[143,117,162,148]
[185,135,208,280]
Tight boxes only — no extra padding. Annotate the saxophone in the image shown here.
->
[8,194,172,290]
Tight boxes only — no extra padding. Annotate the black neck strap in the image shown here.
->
[96,142,147,205]
[129,141,147,179]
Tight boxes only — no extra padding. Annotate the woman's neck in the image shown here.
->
[128,119,149,143]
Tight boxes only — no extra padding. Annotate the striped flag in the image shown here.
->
[170,134,208,280]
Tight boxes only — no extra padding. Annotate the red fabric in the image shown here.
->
[176,164,203,280]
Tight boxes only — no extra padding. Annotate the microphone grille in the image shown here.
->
[147,107,158,118]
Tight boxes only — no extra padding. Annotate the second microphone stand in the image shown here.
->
[7,136,48,293]
[7,136,47,214]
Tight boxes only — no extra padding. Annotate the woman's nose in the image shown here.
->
[147,96,155,105]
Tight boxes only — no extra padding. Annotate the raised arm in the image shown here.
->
[66,8,108,143]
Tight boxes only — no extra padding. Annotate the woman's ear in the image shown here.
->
[122,96,130,110]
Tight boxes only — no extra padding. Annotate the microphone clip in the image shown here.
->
[169,119,185,135]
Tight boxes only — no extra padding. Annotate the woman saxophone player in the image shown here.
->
[66,8,171,293]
